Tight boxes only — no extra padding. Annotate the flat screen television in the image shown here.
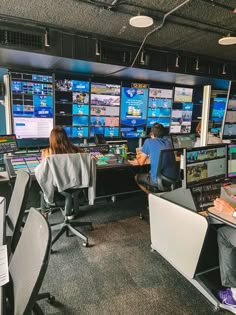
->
[120,86,148,138]
[147,88,173,129]
[89,82,121,138]
[10,72,53,140]
[54,78,90,138]
[184,144,227,188]
[222,81,236,140]
[170,102,193,134]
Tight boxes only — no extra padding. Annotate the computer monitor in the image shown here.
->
[0,134,18,154]
[55,78,90,138]
[169,102,193,134]
[227,144,236,178]
[89,82,121,138]
[11,72,53,140]
[184,144,227,188]
[222,81,236,140]
[171,134,196,149]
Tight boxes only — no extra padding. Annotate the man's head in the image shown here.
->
[150,123,165,138]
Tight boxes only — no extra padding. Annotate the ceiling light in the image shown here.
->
[218,35,236,45]
[129,16,153,28]
[222,63,226,75]
[44,29,50,47]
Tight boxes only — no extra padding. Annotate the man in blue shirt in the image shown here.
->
[128,123,172,194]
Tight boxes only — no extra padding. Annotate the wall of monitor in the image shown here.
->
[5,70,231,147]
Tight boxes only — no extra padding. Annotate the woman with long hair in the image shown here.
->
[42,126,83,160]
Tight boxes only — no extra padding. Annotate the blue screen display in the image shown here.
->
[148,98,172,109]
[148,108,171,117]
[121,87,148,126]
[33,95,53,107]
[147,117,170,127]
[72,81,90,92]
[64,126,89,138]
[12,81,22,93]
[72,116,89,126]
[89,127,119,137]
[72,104,89,115]
[120,127,146,138]
[182,102,193,110]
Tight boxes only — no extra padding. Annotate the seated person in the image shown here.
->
[213,198,236,307]
[194,121,222,147]
[42,126,83,160]
[128,123,172,194]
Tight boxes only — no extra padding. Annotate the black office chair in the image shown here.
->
[35,153,96,248]
[6,170,31,255]
[6,208,52,315]
[140,149,182,219]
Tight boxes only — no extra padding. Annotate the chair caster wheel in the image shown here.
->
[83,241,88,247]
[139,213,144,220]
[88,225,94,231]
[47,295,55,304]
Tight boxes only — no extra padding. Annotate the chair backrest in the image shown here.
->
[7,171,31,253]
[156,148,182,191]
[9,208,51,315]
[35,153,96,205]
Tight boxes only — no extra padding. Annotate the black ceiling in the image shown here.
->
[0,0,235,86]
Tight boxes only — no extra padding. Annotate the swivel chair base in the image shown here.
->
[51,218,92,247]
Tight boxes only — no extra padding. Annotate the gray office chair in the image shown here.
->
[35,153,96,248]
[6,208,52,315]
[6,170,31,254]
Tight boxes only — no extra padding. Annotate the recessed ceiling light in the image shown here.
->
[218,36,236,45]
[129,16,153,28]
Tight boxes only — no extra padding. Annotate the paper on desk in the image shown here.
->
[0,245,9,286]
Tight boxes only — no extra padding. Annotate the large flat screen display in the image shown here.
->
[55,78,90,138]
[209,97,227,134]
[170,102,193,134]
[147,88,173,127]
[222,82,236,139]
[89,82,121,138]
[11,72,53,139]
[120,86,148,138]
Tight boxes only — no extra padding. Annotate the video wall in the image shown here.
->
[9,71,196,140]
[11,72,53,139]
[209,97,227,134]
[222,81,236,139]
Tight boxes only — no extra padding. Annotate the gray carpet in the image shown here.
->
[39,194,228,315]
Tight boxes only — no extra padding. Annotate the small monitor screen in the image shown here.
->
[0,134,18,154]
[120,127,146,138]
[184,144,227,188]
[72,80,90,92]
[90,127,119,137]
[64,126,89,138]
[171,134,196,149]
[228,144,236,178]
[174,87,193,102]
[55,79,72,91]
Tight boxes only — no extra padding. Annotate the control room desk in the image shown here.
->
[0,159,146,208]
[148,193,233,313]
